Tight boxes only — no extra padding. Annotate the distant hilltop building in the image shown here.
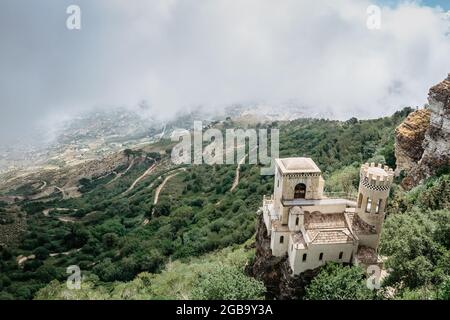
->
[261,157,393,275]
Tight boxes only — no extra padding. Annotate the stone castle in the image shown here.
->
[261,157,393,275]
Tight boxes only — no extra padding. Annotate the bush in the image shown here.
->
[192,265,266,300]
[305,263,374,300]
[34,247,50,260]
[437,277,450,300]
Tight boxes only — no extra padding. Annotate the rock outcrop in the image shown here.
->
[395,74,450,189]
[247,213,320,299]
[394,109,431,174]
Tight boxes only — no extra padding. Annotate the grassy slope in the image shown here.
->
[34,239,255,300]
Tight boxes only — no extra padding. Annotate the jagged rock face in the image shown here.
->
[395,74,450,189]
[395,109,431,174]
[247,213,286,299]
[419,75,450,175]
[247,214,320,300]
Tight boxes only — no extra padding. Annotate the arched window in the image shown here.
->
[280,236,284,244]
[294,183,306,199]
[319,252,323,261]
[295,217,299,226]
[302,253,307,262]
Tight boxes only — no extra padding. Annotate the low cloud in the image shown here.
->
[1,0,450,144]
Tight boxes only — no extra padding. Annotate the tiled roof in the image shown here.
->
[302,211,357,245]
[304,212,347,229]
[307,229,354,244]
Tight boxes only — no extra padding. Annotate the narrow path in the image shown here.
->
[106,158,135,186]
[49,248,81,258]
[58,216,78,223]
[55,187,67,199]
[28,186,56,200]
[129,177,161,200]
[230,146,257,192]
[42,207,72,217]
[17,254,35,267]
[38,181,47,191]
[94,171,114,181]
[55,187,79,200]
[122,163,157,195]
[146,168,186,219]
[230,154,247,192]
[153,169,186,205]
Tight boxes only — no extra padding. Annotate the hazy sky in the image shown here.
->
[1,0,450,145]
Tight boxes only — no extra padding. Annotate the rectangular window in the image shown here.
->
[280,236,284,244]
[319,252,323,261]
[302,253,307,262]
[366,198,372,213]
[376,199,382,213]
[339,252,343,260]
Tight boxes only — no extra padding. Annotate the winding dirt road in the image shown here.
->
[153,168,186,205]
[230,146,258,192]
[42,208,72,217]
[107,158,135,186]
[122,163,157,195]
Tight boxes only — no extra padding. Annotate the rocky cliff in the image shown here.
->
[247,213,320,299]
[395,74,450,189]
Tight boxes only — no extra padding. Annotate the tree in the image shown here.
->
[147,152,161,161]
[305,263,374,300]
[325,165,359,195]
[124,149,133,162]
[34,246,50,260]
[93,258,121,282]
[192,265,266,300]
[153,202,171,217]
[0,291,14,300]
[102,233,119,248]
[381,208,448,289]
[64,224,90,249]
[437,277,450,300]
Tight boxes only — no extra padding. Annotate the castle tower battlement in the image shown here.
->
[355,163,393,249]
[360,162,394,189]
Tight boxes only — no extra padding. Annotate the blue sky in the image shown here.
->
[377,0,450,10]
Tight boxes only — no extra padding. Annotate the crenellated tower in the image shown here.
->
[355,163,394,249]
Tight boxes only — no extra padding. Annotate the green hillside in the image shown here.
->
[4,107,449,300]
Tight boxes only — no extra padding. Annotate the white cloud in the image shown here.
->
[1,0,450,143]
